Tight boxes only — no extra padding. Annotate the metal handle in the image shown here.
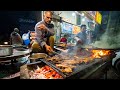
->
[51,51,60,55]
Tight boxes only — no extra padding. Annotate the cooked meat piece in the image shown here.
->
[56,63,76,68]
[61,60,80,65]
[61,67,73,73]
[46,55,63,61]
[79,57,94,63]
[56,63,69,68]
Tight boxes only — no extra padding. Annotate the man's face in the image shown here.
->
[44,12,52,24]
[81,26,86,31]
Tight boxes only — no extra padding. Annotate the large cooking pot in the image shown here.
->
[0,45,13,57]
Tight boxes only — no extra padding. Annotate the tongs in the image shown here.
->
[51,51,60,55]
[48,50,62,57]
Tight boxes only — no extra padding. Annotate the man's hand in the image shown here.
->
[77,40,83,45]
[37,24,47,31]
[45,44,53,53]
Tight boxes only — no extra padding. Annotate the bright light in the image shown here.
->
[4,42,8,44]
[72,13,75,16]
[82,18,85,22]
[81,13,84,16]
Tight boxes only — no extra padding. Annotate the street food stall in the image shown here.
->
[1,11,120,79]
[20,11,117,79]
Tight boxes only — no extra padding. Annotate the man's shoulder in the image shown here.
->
[35,21,44,28]
[11,32,19,36]
[36,21,44,25]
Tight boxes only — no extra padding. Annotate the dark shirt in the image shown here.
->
[76,30,87,45]
[10,31,23,45]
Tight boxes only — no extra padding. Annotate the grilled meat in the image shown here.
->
[56,63,76,73]
[61,67,72,73]
[56,63,76,68]
[61,60,80,65]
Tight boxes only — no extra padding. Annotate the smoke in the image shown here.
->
[92,29,120,49]
[59,45,92,58]
[59,47,77,59]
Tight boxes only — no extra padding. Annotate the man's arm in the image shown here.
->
[35,27,53,52]
[74,36,80,42]
[37,24,55,36]
[35,23,47,48]
[74,33,83,45]
[46,27,55,36]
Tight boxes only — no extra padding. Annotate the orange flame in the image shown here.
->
[91,50,111,58]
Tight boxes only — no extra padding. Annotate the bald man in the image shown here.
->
[31,11,55,54]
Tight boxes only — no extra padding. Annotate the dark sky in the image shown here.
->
[0,11,41,43]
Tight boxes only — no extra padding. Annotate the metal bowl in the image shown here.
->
[0,45,13,57]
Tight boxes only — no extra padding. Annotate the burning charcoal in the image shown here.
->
[52,74,55,77]
[49,70,52,72]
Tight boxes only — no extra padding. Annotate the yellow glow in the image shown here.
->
[95,11,102,24]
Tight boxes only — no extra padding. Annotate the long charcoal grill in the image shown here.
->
[39,49,116,79]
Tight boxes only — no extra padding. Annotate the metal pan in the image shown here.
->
[29,53,48,63]
[0,45,13,57]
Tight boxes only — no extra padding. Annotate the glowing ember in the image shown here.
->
[91,50,111,58]
[29,65,63,79]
